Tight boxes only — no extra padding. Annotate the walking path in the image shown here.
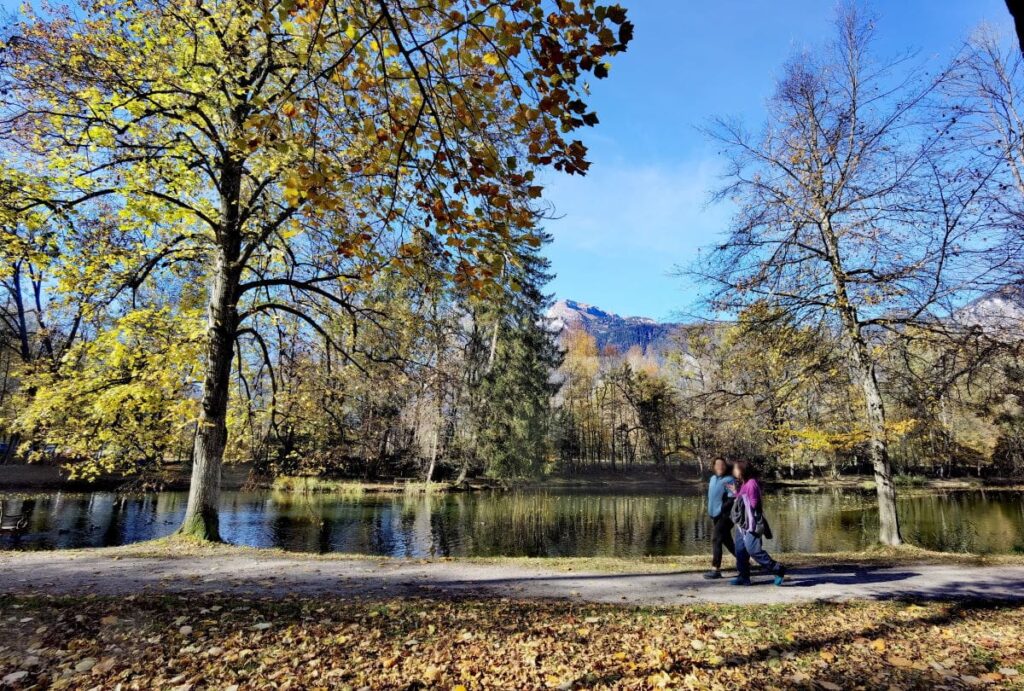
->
[2,550,1023,605]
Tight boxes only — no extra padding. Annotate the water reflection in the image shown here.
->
[1,489,1022,556]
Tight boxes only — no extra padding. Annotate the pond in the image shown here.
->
[1,488,1022,556]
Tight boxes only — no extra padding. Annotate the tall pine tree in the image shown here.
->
[468,231,562,479]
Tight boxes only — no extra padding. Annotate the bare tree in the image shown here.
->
[694,5,997,545]
[954,28,1024,282]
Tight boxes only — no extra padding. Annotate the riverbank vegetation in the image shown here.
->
[1,2,1024,547]
[0,592,1020,689]
[0,0,632,542]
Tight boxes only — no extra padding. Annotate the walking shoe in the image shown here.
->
[730,576,752,586]
[703,570,722,580]
[773,565,786,586]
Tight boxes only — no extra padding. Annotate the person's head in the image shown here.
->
[712,457,728,477]
[733,460,758,482]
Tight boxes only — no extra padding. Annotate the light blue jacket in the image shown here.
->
[707,474,735,518]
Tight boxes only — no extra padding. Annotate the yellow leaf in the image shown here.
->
[646,671,672,689]
[482,52,500,66]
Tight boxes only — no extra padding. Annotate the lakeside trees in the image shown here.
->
[0,0,1023,545]
[1,0,633,539]
[695,6,1007,544]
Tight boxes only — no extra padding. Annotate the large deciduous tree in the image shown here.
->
[697,6,996,545]
[2,0,631,539]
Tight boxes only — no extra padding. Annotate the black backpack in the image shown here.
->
[730,494,773,540]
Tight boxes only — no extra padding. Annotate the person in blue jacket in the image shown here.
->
[703,457,736,579]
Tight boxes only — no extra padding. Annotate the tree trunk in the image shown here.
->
[455,458,469,485]
[179,238,241,541]
[425,387,445,484]
[857,358,902,545]
[820,216,902,546]
[425,425,439,484]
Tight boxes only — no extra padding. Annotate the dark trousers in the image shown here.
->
[710,511,735,569]
[735,530,782,579]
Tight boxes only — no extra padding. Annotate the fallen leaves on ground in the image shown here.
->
[0,594,1021,689]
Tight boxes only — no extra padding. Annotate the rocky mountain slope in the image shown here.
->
[547,285,1024,358]
[955,285,1024,340]
[546,299,682,354]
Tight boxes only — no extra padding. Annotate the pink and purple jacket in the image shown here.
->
[736,478,762,534]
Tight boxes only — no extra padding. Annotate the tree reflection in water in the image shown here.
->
[1,489,1022,556]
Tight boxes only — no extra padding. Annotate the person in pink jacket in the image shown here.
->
[730,461,786,586]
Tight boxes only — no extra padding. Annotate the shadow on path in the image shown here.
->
[784,566,919,588]
[2,553,1024,605]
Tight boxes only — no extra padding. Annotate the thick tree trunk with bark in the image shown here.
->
[179,162,243,541]
[855,352,903,545]
[179,246,241,541]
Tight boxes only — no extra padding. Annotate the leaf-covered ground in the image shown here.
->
[1,594,1022,690]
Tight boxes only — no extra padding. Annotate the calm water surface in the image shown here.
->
[1,488,1022,556]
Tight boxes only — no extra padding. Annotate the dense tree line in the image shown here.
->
[553,304,1024,481]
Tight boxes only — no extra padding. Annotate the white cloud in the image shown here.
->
[540,156,730,258]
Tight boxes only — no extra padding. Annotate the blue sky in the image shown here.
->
[542,0,1012,321]
[1,0,1011,320]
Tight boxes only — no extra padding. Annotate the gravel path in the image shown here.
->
[2,551,1023,605]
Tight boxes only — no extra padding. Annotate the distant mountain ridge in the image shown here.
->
[549,285,1024,357]
[547,299,681,354]
[954,284,1024,340]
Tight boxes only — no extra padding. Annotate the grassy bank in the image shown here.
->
[0,592,1020,689]
[269,476,475,495]
[93,537,1024,570]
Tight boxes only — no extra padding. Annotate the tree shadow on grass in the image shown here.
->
[687,599,1019,687]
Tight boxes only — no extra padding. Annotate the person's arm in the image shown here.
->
[747,480,761,509]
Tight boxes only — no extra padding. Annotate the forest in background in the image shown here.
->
[554,301,1024,481]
